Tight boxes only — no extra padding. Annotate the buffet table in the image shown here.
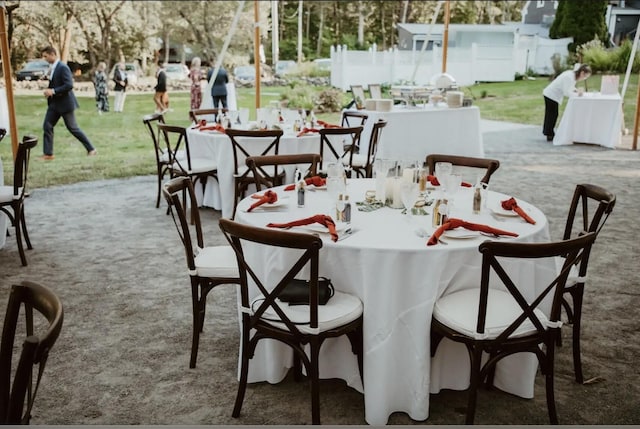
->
[348,105,484,161]
[553,93,622,148]
[233,178,555,425]
[186,128,320,218]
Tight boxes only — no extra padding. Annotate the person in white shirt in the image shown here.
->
[542,64,592,141]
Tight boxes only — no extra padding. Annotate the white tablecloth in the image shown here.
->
[234,179,555,425]
[0,154,6,249]
[186,128,321,218]
[553,93,622,148]
[349,105,484,161]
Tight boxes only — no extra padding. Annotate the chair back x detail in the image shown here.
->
[189,108,228,124]
[318,126,363,174]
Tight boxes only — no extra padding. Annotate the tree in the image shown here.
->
[550,0,609,52]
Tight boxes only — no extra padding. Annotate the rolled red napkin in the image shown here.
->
[267,214,338,242]
[198,123,226,133]
[427,175,472,187]
[501,197,536,224]
[316,120,341,129]
[247,190,278,212]
[284,176,326,191]
[427,217,519,246]
[296,127,321,137]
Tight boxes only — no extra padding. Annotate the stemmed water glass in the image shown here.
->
[400,181,420,221]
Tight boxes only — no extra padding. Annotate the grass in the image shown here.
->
[1,73,637,189]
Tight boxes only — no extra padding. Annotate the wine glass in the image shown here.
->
[435,162,452,179]
[400,181,420,220]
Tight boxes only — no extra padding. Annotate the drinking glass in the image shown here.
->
[400,181,420,220]
[238,108,250,126]
[444,174,462,210]
[435,162,453,179]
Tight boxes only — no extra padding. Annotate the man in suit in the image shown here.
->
[41,45,97,160]
[206,66,229,108]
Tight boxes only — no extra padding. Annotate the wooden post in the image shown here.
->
[441,0,450,73]
[0,4,19,159]
[633,72,640,150]
[254,0,261,111]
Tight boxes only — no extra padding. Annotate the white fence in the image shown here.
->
[330,37,571,90]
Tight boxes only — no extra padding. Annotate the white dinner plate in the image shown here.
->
[491,205,521,217]
[442,229,480,239]
[299,221,349,234]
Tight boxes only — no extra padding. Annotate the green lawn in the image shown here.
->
[1,74,637,189]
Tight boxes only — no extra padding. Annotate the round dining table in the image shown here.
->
[233,178,556,425]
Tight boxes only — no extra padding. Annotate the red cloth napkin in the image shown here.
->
[427,175,472,187]
[283,176,326,191]
[247,190,278,212]
[267,214,338,242]
[198,123,226,133]
[317,120,341,129]
[501,197,536,224]
[427,218,519,246]
[296,127,320,137]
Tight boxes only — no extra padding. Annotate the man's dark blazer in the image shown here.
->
[48,61,79,114]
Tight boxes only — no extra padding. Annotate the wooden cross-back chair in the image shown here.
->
[431,232,597,424]
[245,153,322,192]
[219,218,363,424]
[163,177,240,368]
[425,154,501,184]
[557,183,616,384]
[318,126,363,174]
[0,135,38,266]
[142,113,168,208]
[225,128,284,219]
[0,280,64,424]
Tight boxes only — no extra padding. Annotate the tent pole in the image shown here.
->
[254,0,261,111]
[633,71,640,150]
[441,0,450,73]
[0,3,18,159]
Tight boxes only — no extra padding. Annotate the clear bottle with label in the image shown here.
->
[432,199,442,227]
[295,168,305,207]
[473,183,482,214]
[336,194,345,220]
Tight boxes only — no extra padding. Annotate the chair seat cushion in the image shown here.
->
[0,185,20,203]
[252,291,363,335]
[343,154,368,168]
[194,245,239,278]
[172,157,218,175]
[433,288,551,340]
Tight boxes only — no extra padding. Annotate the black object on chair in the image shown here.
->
[142,113,167,208]
[0,135,38,266]
[163,177,240,368]
[431,233,597,424]
[0,280,64,424]
[425,154,500,184]
[219,218,363,425]
[558,183,615,384]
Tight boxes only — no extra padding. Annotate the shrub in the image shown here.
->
[280,85,316,110]
[611,39,640,73]
[314,88,343,113]
[578,37,613,73]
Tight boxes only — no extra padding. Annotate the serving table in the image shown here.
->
[233,178,555,425]
[347,105,484,161]
[186,127,320,218]
[553,92,622,148]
